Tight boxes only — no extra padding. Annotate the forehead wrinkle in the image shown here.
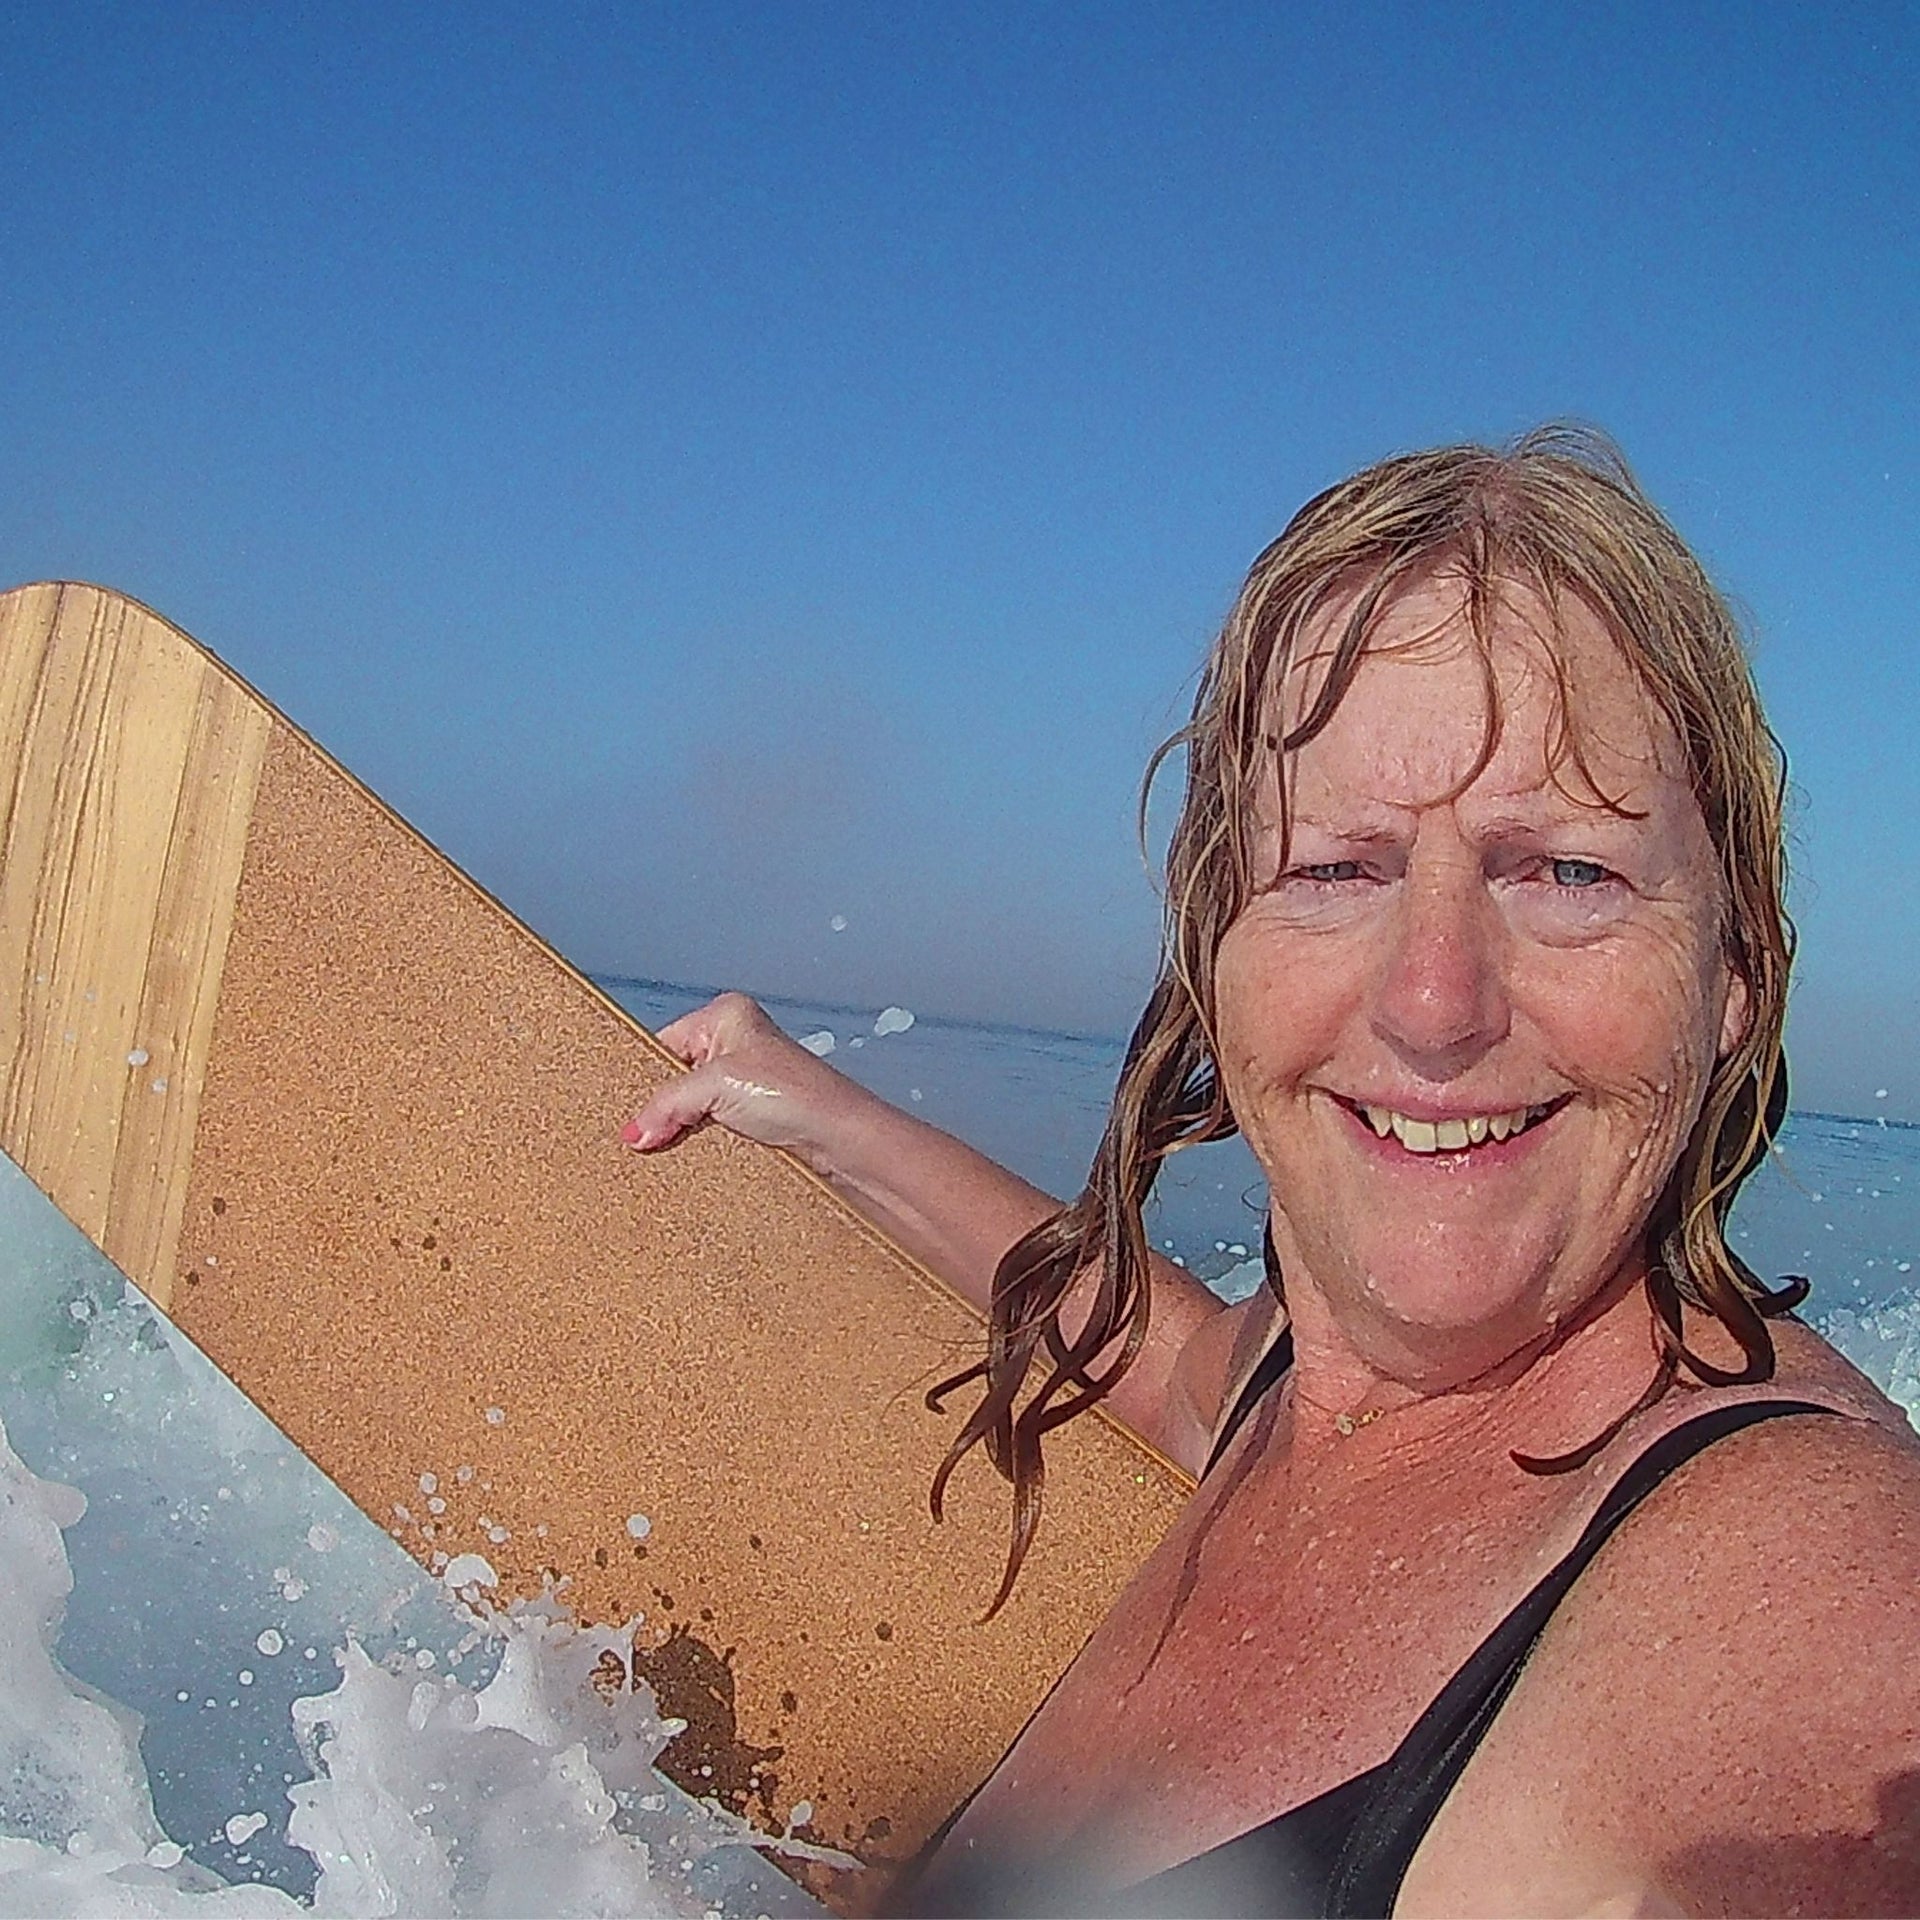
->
[1246,567,1703,884]
[1272,655,1693,858]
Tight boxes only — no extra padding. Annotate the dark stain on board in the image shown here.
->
[630,1624,786,1824]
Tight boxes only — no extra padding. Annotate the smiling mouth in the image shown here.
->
[1338,1095,1571,1155]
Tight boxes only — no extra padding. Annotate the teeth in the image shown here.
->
[1360,1104,1541,1153]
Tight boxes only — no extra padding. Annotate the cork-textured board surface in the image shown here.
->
[0,580,1190,1910]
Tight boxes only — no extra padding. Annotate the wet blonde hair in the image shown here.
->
[930,424,1805,1611]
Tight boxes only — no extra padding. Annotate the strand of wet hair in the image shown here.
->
[925,972,1229,1615]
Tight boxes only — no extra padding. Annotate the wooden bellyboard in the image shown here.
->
[0,580,1189,1908]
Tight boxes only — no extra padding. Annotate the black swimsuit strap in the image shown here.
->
[1319,1393,1831,1913]
[1203,1322,1296,1477]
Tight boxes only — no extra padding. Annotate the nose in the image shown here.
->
[1369,853,1511,1079]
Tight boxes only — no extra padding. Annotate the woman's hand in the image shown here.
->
[622,991,872,1176]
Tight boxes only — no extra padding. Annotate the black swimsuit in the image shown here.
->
[914,1335,1827,1918]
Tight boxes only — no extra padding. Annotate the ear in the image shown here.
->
[1717,958,1752,1061]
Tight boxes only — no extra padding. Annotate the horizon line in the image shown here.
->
[590,973,1917,1134]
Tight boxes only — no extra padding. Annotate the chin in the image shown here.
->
[1334,1257,1574,1384]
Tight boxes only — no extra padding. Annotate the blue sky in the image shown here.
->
[2,2,1915,1116]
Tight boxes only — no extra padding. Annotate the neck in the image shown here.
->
[1276,1259,1669,1471]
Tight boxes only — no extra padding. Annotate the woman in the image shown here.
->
[626,429,1920,1916]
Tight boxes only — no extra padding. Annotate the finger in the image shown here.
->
[649,1008,717,1066]
[651,991,765,1067]
[622,1069,719,1151]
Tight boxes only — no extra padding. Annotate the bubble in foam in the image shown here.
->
[626,1513,653,1541]
[306,1522,338,1553]
[441,1552,498,1590]
[485,1406,506,1426]
[225,1811,269,1846]
[873,1007,914,1038]
[256,1629,284,1656]
[799,1030,836,1057]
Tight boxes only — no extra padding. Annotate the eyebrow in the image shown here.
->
[1468,794,1661,834]
[1284,794,1665,841]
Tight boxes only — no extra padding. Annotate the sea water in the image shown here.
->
[3,980,1916,1915]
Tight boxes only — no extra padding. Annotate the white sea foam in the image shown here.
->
[1815,1294,1920,1417]
[0,1160,825,1916]
[0,1398,831,1914]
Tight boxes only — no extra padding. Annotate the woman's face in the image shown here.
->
[1213,570,1746,1388]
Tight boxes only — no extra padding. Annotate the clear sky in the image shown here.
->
[2,3,1915,1116]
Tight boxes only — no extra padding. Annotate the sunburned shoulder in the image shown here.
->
[1422,1394,1920,1916]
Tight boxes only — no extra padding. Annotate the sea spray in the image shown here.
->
[0,1158,826,1914]
[0,1407,300,1914]
[0,1405,829,1916]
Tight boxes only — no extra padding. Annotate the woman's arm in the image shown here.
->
[624,992,1234,1470]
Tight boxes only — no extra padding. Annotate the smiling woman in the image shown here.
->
[1213,566,1774,1405]
[626,427,1920,1917]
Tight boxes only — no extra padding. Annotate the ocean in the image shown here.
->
[3,980,1916,1915]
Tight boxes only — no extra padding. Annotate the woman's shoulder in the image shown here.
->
[1478,1336,1920,1912]
[1572,1319,1920,1703]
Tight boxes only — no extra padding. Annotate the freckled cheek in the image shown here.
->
[1524,938,1722,1099]
[1213,945,1335,1133]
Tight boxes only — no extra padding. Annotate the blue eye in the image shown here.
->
[1295,861,1366,883]
[1551,858,1611,889]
